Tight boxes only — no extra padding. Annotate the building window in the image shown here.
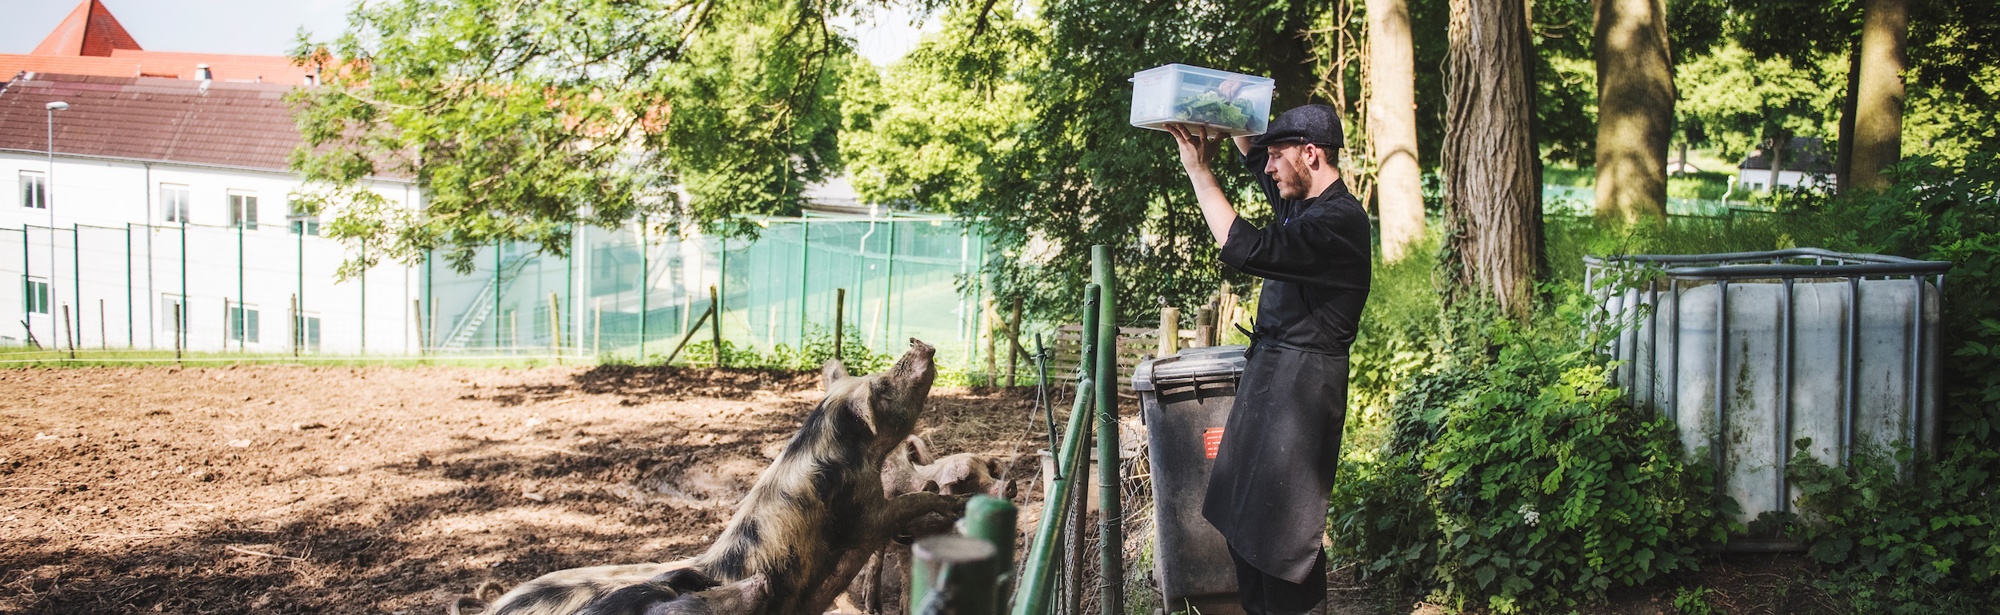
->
[228,193,258,230]
[294,314,321,352]
[230,305,260,344]
[24,278,49,315]
[161,184,190,223]
[20,172,46,209]
[287,201,319,236]
[160,294,185,337]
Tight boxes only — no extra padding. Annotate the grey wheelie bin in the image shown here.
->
[1133,344,1249,615]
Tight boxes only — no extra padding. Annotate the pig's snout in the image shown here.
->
[905,338,935,362]
[890,339,937,381]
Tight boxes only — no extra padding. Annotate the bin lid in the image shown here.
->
[1132,345,1248,392]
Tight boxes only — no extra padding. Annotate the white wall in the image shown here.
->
[1735,169,1835,192]
[0,152,422,354]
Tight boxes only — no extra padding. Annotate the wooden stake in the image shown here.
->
[428,295,439,350]
[708,285,722,368]
[834,288,846,361]
[1195,304,1215,348]
[548,293,562,360]
[1006,296,1023,387]
[173,303,182,363]
[1159,306,1181,358]
[663,304,715,366]
[61,304,75,359]
[982,296,997,386]
[412,299,425,356]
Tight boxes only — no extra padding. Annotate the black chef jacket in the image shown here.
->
[1200,145,1371,584]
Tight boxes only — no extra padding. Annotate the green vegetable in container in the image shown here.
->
[1173,90,1254,132]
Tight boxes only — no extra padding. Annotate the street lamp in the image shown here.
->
[45,101,67,348]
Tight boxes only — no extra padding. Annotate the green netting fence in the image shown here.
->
[1,213,1001,372]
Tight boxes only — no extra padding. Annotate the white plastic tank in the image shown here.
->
[1606,277,1941,524]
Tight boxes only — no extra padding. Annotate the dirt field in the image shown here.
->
[0,364,1836,615]
[0,364,1049,614]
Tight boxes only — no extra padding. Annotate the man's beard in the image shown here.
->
[1276,157,1312,200]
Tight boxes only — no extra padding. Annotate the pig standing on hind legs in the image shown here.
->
[482,339,963,615]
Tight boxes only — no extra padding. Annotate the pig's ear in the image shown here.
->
[821,360,848,390]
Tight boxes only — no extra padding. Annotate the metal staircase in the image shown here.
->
[439,250,536,351]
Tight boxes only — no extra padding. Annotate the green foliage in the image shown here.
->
[1172,90,1255,132]
[674,324,890,373]
[289,0,850,275]
[1775,152,2000,612]
[840,3,1041,215]
[1330,289,1730,612]
[1674,41,1843,162]
[1671,586,1718,615]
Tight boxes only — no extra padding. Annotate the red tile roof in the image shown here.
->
[0,53,314,84]
[3,0,316,85]
[0,73,303,172]
[31,0,142,57]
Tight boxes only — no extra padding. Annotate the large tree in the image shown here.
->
[1591,0,1673,222]
[1367,0,1425,262]
[965,0,1325,320]
[289,0,849,274]
[1443,0,1542,316]
[1848,0,1909,191]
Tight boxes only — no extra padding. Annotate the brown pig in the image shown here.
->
[485,339,961,615]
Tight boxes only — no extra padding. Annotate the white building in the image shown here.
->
[1736,136,1837,192]
[0,73,424,354]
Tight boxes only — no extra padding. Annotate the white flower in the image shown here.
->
[1518,503,1541,527]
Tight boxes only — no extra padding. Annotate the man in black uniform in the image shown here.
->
[1164,104,1370,614]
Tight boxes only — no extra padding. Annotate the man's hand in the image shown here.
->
[1167,123,1224,174]
[1166,123,1241,247]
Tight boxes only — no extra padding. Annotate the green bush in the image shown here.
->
[1775,153,2000,612]
[1331,292,1730,613]
[671,324,892,374]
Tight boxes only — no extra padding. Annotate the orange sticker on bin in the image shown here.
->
[1203,427,1225,459]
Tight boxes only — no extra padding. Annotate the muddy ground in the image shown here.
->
[0,365,1835,615]
[0,364,1055,615]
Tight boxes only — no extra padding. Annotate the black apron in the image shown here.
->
[1200,339,1349,584]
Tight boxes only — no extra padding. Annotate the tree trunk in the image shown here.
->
[1767,132,1786,193]
[1850,0,1908,191]
[1591,0,1673,222]
[1368,0,1424,263]
[1835,30,1862,192]
[1444,0,1543,317]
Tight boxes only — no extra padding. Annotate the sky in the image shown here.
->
[2,0,927,65]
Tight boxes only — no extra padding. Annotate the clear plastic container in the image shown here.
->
[1129,64,1275,137]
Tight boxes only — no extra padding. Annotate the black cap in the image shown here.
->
[1250,104,1343,151]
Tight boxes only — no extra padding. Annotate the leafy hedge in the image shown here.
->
[1331,294,1730,613]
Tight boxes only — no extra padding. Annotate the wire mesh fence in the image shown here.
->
[1,213,1001,371]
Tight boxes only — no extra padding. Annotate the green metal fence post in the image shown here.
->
[719,235,728,355]
[493,241,502,350]
[1090,245,1122,615]
[792,217,800,343]
[640,219,649,360]
[299,220,306,353]
[360,238,368,355]
[1010,284,1100,615]
[959,495,1019,614]
[912,535,1000,615]
[885,214,897,346]
[179,216,186,352]
[125,223,133,348]
[71,224,80,349]
[236,217,244,352]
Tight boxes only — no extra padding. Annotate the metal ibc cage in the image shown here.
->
[1585,248,1951,528]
